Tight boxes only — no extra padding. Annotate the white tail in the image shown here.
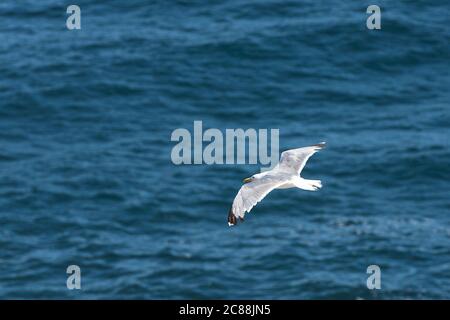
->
[297,179,322,191]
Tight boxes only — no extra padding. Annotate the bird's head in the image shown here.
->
[243,172,265,184]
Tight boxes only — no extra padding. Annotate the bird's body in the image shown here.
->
[277,176,322,190]
[228,142,325,226]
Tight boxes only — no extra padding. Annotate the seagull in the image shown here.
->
[228,142,326,226]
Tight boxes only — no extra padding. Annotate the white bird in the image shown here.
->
[228,142,326,226]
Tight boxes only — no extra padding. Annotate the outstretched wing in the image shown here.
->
[277,142,325,176]
[228,174,288,226]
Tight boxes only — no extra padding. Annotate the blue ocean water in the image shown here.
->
[0,1,449,299]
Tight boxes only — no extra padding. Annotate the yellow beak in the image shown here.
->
[243,177,253,184]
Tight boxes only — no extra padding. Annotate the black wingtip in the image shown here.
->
[228,208,238,226]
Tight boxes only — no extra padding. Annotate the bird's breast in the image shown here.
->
[276,182,297,189]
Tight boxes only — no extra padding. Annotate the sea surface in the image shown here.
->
[0,1,449,299]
